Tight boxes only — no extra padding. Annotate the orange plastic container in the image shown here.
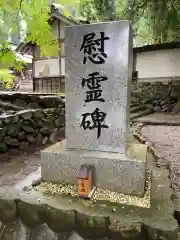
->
[76,164,93,198]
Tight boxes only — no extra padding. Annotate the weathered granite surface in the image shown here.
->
[41,140,147,196]
[65,21,133,153]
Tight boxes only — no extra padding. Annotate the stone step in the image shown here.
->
[131,96,140,102]
[131,109,152,120]
[131,105,146,113]
[131,101,139,107]
[131,89,142,97]
[0,221,86,240]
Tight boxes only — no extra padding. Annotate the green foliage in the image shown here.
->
[118,0,180,44]
[0,40,22,70]
[21,0,59,56]
[79,0,116,21]
[0,69,14,88]
[79,0,99,22]
[79,0,180,45]
[0,40,23,87]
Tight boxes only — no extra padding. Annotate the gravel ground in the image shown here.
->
[141,125,180,198]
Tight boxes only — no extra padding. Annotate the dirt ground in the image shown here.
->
[0,146,43,187]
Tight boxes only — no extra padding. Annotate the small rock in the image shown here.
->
[29,95,39,102]
[162,104,173,112]
[12,114,19,124]
[18,132,26,141]
[33,110,44,119]
[14,99,27,108]
[4,137,19,146]
[33,129,39,136]
[22,120,30,125]
[50,130,58,143]
[40,127,52,136]
[160,98,169,106]
[32,179,41,187]
[7,124,20,137]
[112,208,116,212]
[43,118,54,128]
[0,142,7,153]
[154,106,162,112]
[27,102,40,109]
[3,116,12,125]
[20,110,32,120]
[154,94,162,100]
[39,96,58,108]
[21,125,34,133]
[43,136,49,145]
[152,100,160,106]
[30,119,39,128]
[26,135,36,144]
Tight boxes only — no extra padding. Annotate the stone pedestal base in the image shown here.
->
[41,140,147,196]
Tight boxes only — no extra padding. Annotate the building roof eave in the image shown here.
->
[134,41,180,53]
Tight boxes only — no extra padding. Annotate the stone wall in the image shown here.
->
[132,81,180,113]
[0,109,65,153]
[0,92,65,154]
[0,92,65,110]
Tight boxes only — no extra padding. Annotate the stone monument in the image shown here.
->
[41,20,147,196]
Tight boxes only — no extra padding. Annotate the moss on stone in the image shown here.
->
[0,199,17,222]
[143,216,178,240]
[45,206,75,232]
[17,201,45,228]
[76,212,109,237]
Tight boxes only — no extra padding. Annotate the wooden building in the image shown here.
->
[16,6,78,93]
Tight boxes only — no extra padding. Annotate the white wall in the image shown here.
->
[51,19,59,39]
[33,18,71,78]
[34,58,60,78]
[51,19,69,39]
[61,57,65,75]
[136,48,180,80]
[60,21,65,38]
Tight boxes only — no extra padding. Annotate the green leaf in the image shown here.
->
[0,69,14,88]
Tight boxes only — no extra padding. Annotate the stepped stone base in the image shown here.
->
[41,140,147,196]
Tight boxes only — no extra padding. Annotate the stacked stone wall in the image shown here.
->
[0,92,65,154]
[132,81,180,113]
